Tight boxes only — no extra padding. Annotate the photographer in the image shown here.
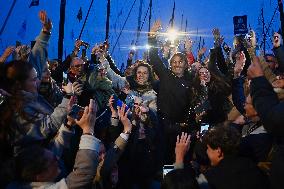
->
[7,99,102,189]
[107,96,162,189]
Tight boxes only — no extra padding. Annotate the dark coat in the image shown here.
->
[250,76,284,189]
[272,46,284,74]
[205,156,269,189]
[148,37,195,124]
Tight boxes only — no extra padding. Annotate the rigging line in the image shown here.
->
[260,4,279,48]
[135,2,150,45]
[0,0,17,35]
[78,0,95,40]
[111,0,137,55]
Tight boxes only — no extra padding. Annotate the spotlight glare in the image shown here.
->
[131,46,137,51]
[145,44,151,50]
[167,29,178,42]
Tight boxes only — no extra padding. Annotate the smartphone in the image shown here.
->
[163,165,174,178]
[201,123,209,133]
[68,104,84,120]
[112,95,129,111]
[62,72,68,85]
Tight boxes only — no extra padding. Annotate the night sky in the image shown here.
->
[0,0,281,67]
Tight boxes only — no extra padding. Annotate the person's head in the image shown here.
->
[198,67,211,83]
[15,145,60,182]
[132,62,154,85]
[169,52,188,77]
[203,126,240,166]
[97,63,107,80]
[47,59,59,71]
[41,62,51,83]
[5,60,39,94]
[244,94,258,119]
[70,57,85,76]
[264,54,278,70]
[161,169,200,189]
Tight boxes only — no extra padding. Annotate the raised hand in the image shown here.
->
[234,51,246,78]
[72,81,83,96]
[39,10,52,32]
[245,30,257,49]
[108,95,118,117]
[198,47,207,59]
[247,56,264,79]
[185,37,194,51]
[149,20,162,37]
[212,28,224,47]
[118,104,132,133]
[0,46,15,63]
[272,79,284,88]
[75,99,98,133]
[175,132,191,164]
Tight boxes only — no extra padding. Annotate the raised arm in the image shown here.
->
[148,20,167,79]
[29,10,52,79]
[248,57,284,136]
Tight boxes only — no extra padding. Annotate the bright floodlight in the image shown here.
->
[131,45,137,51]
[145,44,151,50]
[167,29,178,42]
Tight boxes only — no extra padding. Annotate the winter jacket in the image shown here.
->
[205,156,269,189]
[148,37,195,123]
[104,60,157,113]
[272,46,284,74]
[11,90,69,155]
[29,31,50,80]
[250,76,284,189]
[7,135,102,189]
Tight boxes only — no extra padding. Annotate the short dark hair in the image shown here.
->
[14,145,49,182]
[203,126,240,157]
[161,169,200,189]
[169,52,188,66]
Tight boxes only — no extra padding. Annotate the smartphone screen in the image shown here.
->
[201,123,209,133]
[68,104,84,120]
[62,72,68,85]
[163,165,174,178]
[112,95,129,111]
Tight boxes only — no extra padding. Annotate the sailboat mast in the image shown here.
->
[58,0,66,62]
[105,0,111,41]
[148,0,152,32]
[135,0,143,45]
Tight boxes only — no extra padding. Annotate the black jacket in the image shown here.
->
[205,156,269,189]
[272,46,284,74]
[148,37,194,123]
[250,76,284,189]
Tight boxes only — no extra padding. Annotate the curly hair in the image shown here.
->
[203,125,241,157]
[132,62,155,84]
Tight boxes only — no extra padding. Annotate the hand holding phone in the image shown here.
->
[112,95,129,112]
[68,104,85,120]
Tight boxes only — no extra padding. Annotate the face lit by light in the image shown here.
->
[170,55,187,77]
[24,68,39,94]
[136,66,149,85]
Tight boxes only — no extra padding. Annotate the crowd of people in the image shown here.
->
[0,8,284,189]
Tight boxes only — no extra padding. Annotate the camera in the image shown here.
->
[81,41,90,49]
